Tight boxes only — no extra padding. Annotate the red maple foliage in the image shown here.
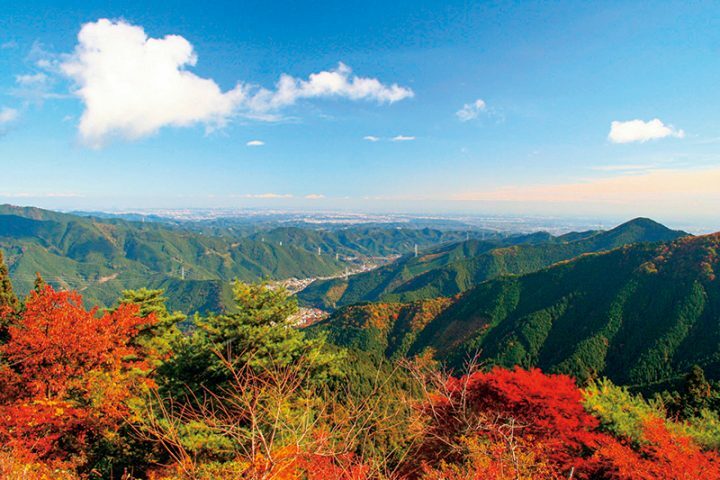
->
[595,417,720,480]
[0,286,154,463]
[408,366,720,480]
[410,367,605,477]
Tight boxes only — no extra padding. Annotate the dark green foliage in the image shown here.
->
[154,278,235,315]
[299,218,688,310]
[0,249,19,342]
[0,205,344,312]
[159,281,340,397]
[658,365,720,419]
[32,272,46,293]
[248,225,471,257]
[0,249,18,312]
[319,233,720,390]
[0,205,479,314]
[684,365,714,410]
[119,288,186,362]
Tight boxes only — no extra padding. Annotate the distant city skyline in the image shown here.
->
[1,1,719,227]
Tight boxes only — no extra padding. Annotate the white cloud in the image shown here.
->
[391,135,415,141]
[0,107,18,125]
[60,19,413,147]
[15,72,48,86]
[245,62,413,113]
[26,41,59,71]
[246,140,265,147]
[61,19,247,147]
[456,98,486,121]
[12,72,65,103]
[608,118,685,144]
[304,193,325,199]
[363,135,380,142]
[238,193,293,199]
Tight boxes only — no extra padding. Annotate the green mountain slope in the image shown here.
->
[0,205,344,311]
[0,205,481,312]
[298,218,687,310]
[315,233,720,388]
[247,226,472,257]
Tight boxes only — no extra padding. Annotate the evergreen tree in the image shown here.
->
[0,250,19,342]
[161,281,340,396]
[32,272,46,294]
[681,365,713,417]
[0,250,18,312]
[118,288,186,363]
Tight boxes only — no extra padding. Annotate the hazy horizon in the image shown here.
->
[3,201,716,235]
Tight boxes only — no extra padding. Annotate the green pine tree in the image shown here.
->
[0,249,19,343]
[32,271,47,293]
[118,288,186,363]
[0,250,18,312]
[160,281,341,396]
[681,365,713,417]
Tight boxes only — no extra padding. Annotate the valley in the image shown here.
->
[0,204,469,313]
[3,5,719,478]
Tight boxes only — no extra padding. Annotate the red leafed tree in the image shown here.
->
[409,367,607,478]
[0,285,154,463]
[596,417,720,480]
[408,366,720,480]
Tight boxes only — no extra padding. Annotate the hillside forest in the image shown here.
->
[0,209,719,479]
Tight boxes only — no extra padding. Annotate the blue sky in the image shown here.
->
[1,1,719,226]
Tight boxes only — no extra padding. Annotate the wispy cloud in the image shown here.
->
[15,72,48,86]
[244,62,413,113]
[12,72,67,104]
[235,193,293,199]
[456,99,486,121]
[0,107,18,125]
[364,135,416,142]
[0,192,84,198]
[590,163,658,172]
[59,19,413,147]
[608,118,685,144]
[454,166,720,206]
[391,135,415,142]
[304,194,325,199]
[246,140,265,147]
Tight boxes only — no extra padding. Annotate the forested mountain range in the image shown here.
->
[313,232,720,389]
[0,205,471,311]
[298,218,688,310]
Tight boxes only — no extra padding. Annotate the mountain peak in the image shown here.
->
[594,217,688,247]
[617,217,669,230]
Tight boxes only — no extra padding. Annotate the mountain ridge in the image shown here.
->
[298,217,689,310]
[0,205,480,312]
[313,232,718,388]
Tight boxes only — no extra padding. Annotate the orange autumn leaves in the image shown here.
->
[0,286,154,464]
[0,285,719,479]
[410,367,720,480]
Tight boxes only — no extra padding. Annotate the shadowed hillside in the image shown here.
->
[315,232,720,388]
[299,218,688,310]
[0,205,480,312]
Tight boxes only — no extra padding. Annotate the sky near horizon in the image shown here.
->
[1,1,720,226]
